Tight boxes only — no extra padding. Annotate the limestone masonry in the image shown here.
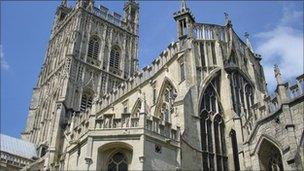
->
[18,0,304,170]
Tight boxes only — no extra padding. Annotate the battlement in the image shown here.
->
[94,40,182,113]
[64,111,180,144]
[243,74,304,138]
[92,6,127,29]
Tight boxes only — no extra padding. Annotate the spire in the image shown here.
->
[274,64,284,84]
[181,0,187,11]
[244,32,254,52]
[224,12,232,26]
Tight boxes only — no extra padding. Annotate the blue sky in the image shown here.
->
[1,1,303,139]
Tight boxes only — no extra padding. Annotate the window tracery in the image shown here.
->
[87,36,100,59]
[110,46,121,69]
[80,91,93,112]
[108,152,128,171]
[158,83,177,123]
[200,78,228,171]
[229,73,254,117]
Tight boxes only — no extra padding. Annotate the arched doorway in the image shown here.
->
[258,138,284,171]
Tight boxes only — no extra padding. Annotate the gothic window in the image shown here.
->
[230,73,254,116]
[87,36,100,59]
[230,51,238,66]
[101,74,107,95]
[245,85,254,114]
[153,88,157,104]
[132,100,141,118]
[110,46,121,69]
[158,83,176,122]
[211,42,217,65]
[200,78,228,171]
[103,46,109,70]
[179,19,188,36]
[80,92,93,112]
[180,62,185,82]
[230,130,240,171]
[108,152,128,171]
[200,42,206,67]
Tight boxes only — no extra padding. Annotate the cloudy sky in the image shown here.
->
[1,1,303,138]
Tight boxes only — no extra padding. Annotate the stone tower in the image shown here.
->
[21,0,139,168]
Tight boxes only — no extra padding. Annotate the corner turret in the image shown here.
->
[274,65,288,103]
[124,0,139,35]
[173,0,195,39]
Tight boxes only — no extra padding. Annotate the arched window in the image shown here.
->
[229,73,254,116]
[87,36,100,59]
[200,78,228,171]
[245,85,254,114]
[110,46,120,69]
[156,82,177,123]
[80,92,93,112]
[108,152,128,171]
[132,100,142,118]
[230,130,240,171]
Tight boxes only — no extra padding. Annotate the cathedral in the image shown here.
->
[16,0,304,170]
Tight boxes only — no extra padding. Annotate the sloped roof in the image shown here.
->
[0,134,38,159]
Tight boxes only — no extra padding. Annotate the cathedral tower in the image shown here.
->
[22,0,139,169]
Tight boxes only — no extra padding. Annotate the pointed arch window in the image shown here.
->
[110,46,121,69]
[132,100,142,118]
[200,78,228,171]
[230,73,254,116]
[230,130,240,171]
[108,152,128,171]
[158,83,177,123]
[87,36,100,59]
[80,92,93,112]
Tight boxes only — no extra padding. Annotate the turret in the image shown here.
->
[244,32,254,53]
[50,0,71,37]
[173,0,195,39]
[274,65,288,103]
[76,0,94,9]
[124,0,139,35]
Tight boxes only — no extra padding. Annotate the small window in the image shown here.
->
[211,42,217,65]
[180,63,185,81]
[155,144,162,154]
[80,93,93,112]
[200,43,206,67]
[153,88,157,104]
[110,46,120,69]
[123,101,128,114]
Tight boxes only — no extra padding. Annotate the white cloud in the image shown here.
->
[0,45,10,70]
[255,6,303,91]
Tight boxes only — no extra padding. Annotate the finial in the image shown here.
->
[244,32,254,52]
[224,12,229,21]
[274,64,283,84]
[224,12,232,26]
[61,0,68,7]
[181,0,187,11]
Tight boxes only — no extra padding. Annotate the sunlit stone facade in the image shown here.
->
[21,0,303,170]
